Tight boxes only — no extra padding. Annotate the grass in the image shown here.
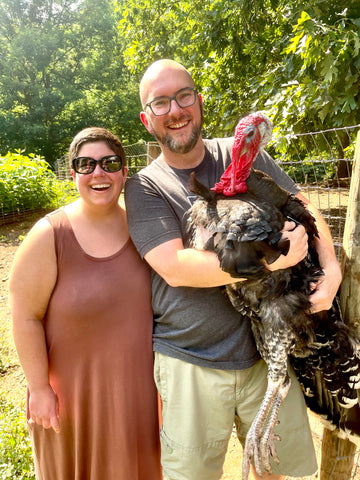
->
[0,333,35,479]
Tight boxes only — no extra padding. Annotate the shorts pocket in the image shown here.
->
[159,427,229,480]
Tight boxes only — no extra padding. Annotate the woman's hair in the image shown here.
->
[68,127,126,170]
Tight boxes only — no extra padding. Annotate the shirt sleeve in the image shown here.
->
[125,174,183,258]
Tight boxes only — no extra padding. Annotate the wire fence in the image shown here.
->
[1,126,360,478]
[272,124,358,259]
[0,125,356,264]
[51,126,357,262]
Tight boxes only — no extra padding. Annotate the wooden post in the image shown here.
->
[319,130,360,479]
[320,429,357,479]
[340,130,360,331]
[147,141,160,164]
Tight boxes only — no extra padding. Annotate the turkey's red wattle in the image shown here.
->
[210,147,253,196]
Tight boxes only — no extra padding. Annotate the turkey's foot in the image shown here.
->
[259,377,291,472]
[241,377,284,479]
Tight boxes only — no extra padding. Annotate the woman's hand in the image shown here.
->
[28,384,60,433]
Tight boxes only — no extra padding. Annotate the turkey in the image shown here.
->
[185,112,360,479]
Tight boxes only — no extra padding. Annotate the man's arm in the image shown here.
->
[296,192,342,313]
[144,222,309,288]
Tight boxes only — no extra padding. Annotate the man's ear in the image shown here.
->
[140,111,152,134]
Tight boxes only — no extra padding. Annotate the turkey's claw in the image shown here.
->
[259,377,291,472]
[242,422,280,479]
[242,422,264,478]
[260,432,281,473]
[241,376,290,479]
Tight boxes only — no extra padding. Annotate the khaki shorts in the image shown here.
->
[155,352,317,480]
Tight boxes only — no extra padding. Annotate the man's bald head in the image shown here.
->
[139,59,195,108]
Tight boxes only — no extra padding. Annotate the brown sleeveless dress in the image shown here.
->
[27,208,162,479]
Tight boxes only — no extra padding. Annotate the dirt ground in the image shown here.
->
[1,211,360,480]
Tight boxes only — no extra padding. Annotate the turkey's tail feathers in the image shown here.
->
[290,297,360,440]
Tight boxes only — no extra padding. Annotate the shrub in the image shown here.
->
[0,151,78,215]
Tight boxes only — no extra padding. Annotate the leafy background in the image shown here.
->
[0,0,359,166]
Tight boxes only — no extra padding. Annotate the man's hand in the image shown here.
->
[266,220,342,314]
[266,221,308,271]
[309,262,342,313]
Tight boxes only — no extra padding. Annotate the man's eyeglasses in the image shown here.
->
[145,87,198,116]
[72,155,123,174]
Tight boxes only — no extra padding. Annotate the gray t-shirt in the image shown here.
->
[125,137,299,370]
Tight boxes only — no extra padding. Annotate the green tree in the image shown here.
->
[261,3,360,135]
[117,0,360,143]
[257,2,360,176]
[0,0,142,164]
[117,0,293,136]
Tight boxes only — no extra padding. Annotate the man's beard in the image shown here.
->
[153,125,202,154]
[150,108,204,154]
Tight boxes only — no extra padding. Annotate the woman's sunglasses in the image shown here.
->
[72,155,123,174]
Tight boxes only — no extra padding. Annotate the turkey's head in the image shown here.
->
[212,112,273,196]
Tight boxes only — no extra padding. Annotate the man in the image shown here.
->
[125,59,342,480]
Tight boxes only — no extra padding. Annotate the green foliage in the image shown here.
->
[0,396,35,479]
[265,3,360,137]
[117,0,360,145]
[116,0,293,136]
[50,178,79,209]
[0,0,359,168]
[0,0,145,164]
[0,151,78,215]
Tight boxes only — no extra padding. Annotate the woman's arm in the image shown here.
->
[9,218,60,432]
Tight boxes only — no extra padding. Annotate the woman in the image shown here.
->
[9,127,162,479]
